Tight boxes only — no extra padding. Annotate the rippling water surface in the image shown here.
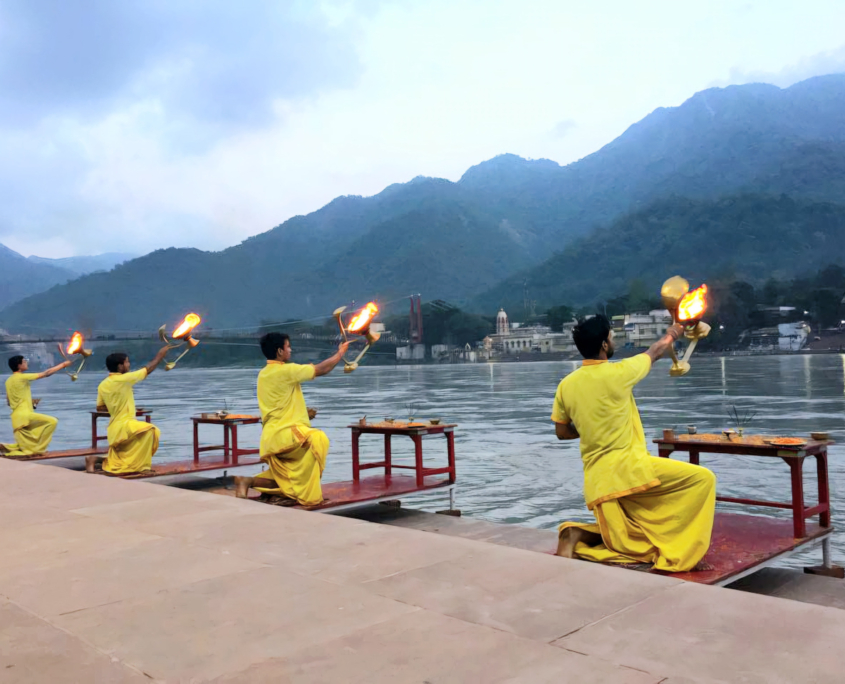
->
[5,354,844,568]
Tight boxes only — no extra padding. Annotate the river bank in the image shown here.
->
[4,456,845,682]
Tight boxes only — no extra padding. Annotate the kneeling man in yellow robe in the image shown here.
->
[1,354,73,457]
[553,316,716,572]
[87,346,172,475]
[234,332,348,506]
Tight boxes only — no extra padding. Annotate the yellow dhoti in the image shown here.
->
[560,457,716,572]
[2,412,58,457]
[103,421,160,474]
[255,427,329,506]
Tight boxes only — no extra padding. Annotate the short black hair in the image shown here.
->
[260,332,290,360]
[8,355,24,372]
[106,353,128,373]
[572,315,611,359]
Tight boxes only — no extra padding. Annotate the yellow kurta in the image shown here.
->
[553,354,716,572]
[255,360,328,506]
[97,369,159,474]
[2,373,58,456]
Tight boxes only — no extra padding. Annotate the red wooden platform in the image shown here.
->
[657,511,832,586]
[298,473,453,511]
[96,455,264,479]
[1,446,107,462]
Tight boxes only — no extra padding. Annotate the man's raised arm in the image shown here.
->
[314,341,350,377]
[35,359,73,380]
[145,345,175,375]
[644,323,684,365]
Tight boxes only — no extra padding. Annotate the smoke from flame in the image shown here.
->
[678,284,708,322]
[173,313,201,338]
[348,302,378,332]
[66,331,84,355]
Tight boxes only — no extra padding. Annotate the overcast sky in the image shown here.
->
[2,0,845,258]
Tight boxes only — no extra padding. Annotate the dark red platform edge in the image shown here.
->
[657,511,830,585]
[302,473,453,510]
[1,447,107,461]
[241,473,453,510]
[94,456,264,479]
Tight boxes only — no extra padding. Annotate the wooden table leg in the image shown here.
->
[689,449,700,466]
[413,435,424,487]
[446,431,456,484]
[351,429,361,482]
[193,421,200,464]
[785,457,807,538]
[223,424,230,462]
[231,424,239,466]
[91,413,98,450]
[816,449,830,528]
[384,434,392,476]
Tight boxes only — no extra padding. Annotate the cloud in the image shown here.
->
[551,119,577,138]
[0,0,362,130]
[0,1,367,256]
[717,44,845,88]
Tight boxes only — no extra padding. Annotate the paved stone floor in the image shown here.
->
[3,458,845,683]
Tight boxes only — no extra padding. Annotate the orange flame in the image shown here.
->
[677,284,708,322]
[172,313,201,339]
[66,331,84,355]
[348,302,378,333]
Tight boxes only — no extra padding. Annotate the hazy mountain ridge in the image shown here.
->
[4,74,845,331]
[471,194,845,314]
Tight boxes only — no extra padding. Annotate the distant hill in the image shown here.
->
[4,74,845,331]
[0,183,535,330]
[0,244,75,307]
[471,194,845,314]
[27,252,137,277]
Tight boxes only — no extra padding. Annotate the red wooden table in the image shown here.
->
[91,408,152,449]
[348,421,457,487]
[192,414,261,466]
[655,434,833,539]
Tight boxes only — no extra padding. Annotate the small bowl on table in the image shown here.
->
[429,418,441,426]
[811,432,830,442]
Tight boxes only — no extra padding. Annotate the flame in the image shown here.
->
[677,284,708,322]
[172,313,201,339]
[348,302,378,333]
[66,331,84,355]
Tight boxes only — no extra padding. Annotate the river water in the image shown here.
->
[4,354,844,569]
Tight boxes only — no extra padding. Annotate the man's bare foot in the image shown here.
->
[555,527,601,558]
[691,560,715,572]
[233,476,254,499]
[85,455,102,473]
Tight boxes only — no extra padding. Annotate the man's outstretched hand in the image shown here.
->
[307,407,318,420]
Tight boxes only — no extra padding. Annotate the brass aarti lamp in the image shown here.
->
[57,331,93,381]
[158,313,201,370]
[333,301,380,373]
[661,276,711,377]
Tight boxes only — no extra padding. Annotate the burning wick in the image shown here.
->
[158,312,202,370]
[660,276,711,377]
[59,331,92,381]
[66,331,85,356]
[172,313,201,340]
[348,302,379,333]
[332,301,381,373]
[677,284,708,324]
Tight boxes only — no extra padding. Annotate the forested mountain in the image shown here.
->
[0,244,75,307]
[3,74,845,332]
[471,194,845,314]
[27,252,137,277]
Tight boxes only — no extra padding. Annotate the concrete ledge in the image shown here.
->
[3,458,845,682]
